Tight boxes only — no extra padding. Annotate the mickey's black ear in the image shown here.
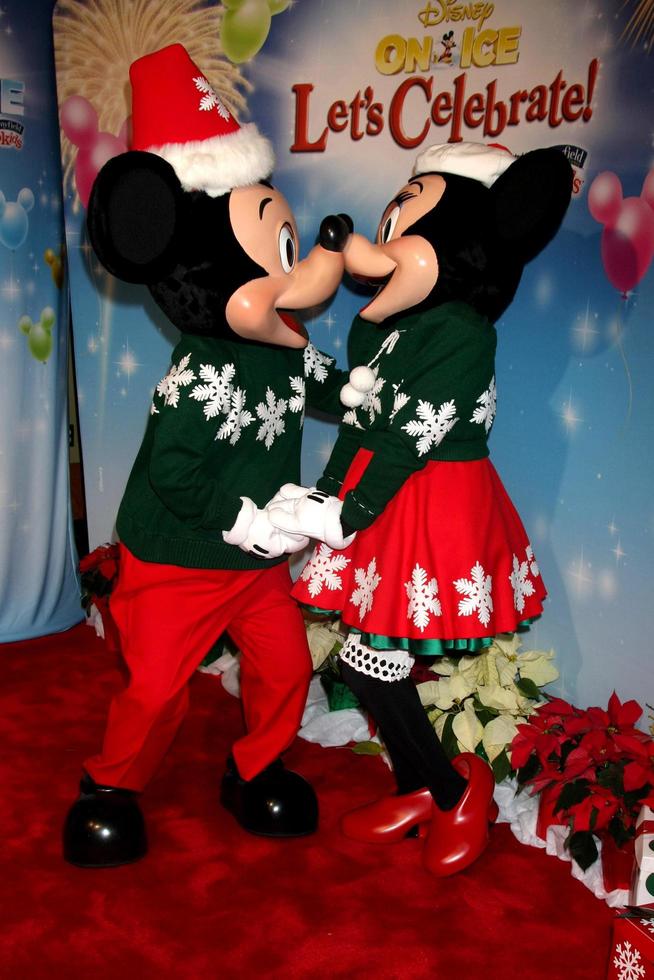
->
[491,148,573,264]
[87,150,183,284]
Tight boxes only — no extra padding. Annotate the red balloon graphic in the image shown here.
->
[589,170,654,296]
[60,95,127,208]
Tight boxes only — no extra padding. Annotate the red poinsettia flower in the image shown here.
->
[585,691,642,734]
[510,722,565,771]
[567,786,621,833]
[622,739,654,792]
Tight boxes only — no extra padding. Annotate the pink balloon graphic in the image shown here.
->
[60,95,97,148]
[60,95,127,208]
[588,171,622,226]
[589,169,654,296]
[75,132,127,208]
[601,198,654,296]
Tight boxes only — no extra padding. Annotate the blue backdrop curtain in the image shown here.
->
[0,0,81,641]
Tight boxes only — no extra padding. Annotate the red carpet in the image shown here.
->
[1,624,615,979]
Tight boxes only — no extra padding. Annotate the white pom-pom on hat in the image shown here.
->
[413,142,516,189]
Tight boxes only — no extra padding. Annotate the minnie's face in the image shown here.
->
[344,174,446,323]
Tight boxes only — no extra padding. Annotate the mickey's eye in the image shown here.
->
[379,205,400,244]
[279,223,296,273]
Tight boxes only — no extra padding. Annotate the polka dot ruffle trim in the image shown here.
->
[340,635,414,682]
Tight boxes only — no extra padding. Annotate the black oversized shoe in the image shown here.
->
[62,773,147,868]
[220,756,318,838]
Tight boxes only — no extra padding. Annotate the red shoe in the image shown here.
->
[422,753,495,877]
[340,788,433,844]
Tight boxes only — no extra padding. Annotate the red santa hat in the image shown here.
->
[413,141,516,188]
[129,43,274,197]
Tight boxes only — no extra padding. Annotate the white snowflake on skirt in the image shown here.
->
[526,544,540,578]
[349,557,381,620]
[454,561,493,627]
[300,544,350,598]
[509,552,536,614]
[613,940,645,980]
[405,563,442,632]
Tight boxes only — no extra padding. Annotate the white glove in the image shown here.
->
[267,484,356,550]
[223,496,309,559]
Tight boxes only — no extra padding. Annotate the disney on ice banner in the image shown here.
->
[0,0,81,641]
[54,0,654,710]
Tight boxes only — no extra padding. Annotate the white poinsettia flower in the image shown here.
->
[476,683,520,712]
[452,700,484,752]
[416,680,442,707]
[433,673,476,709]
[482,714,523,762]
[433,712,449,741]
[430,658,457,677]
[517,649,559,686]
[305,620,344,670]
[491,633,523,659]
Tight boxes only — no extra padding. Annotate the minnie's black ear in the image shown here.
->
[491,148,573,264]
[87,150,183,284]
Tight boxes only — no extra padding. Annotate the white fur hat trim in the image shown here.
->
[147,124,275,198]
[413,142,516,188]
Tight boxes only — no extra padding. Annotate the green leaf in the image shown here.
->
[516,676,541,700]
[516,754,541,786]
[351,741,384,756]
[440,713,459,760]
[476,707,500,727]
[555,780,591,814]
[567,830,599,871]
[491,749,512,784]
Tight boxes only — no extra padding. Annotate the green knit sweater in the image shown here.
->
[317,301,497,530]
[117,334,347,570]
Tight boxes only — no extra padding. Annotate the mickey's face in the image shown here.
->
[344,174,446,323]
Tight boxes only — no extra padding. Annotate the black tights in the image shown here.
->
[340,662,467,811]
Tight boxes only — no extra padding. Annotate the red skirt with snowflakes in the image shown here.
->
[291,449,546,653]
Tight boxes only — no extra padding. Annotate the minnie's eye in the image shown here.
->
[279,223,296,273]
[379,205,400,244]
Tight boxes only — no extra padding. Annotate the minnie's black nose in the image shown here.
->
[319,213,353,252]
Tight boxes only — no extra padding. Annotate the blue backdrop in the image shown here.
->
[0,0,81,641]
[53,0,654,711]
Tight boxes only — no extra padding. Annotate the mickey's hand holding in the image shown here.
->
[268,484,356,550]
[223,496,309,558]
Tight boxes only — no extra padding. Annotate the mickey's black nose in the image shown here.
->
[319,213,353,252]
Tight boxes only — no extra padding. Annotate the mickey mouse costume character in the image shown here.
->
[270,142,573,876]
[62,44,352,868]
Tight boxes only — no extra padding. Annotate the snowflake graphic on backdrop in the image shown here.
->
[509,552,536,613]
[256,388,288,449]
[613,940,646,980]
[470,376,497,432]
[300,543,350,598]
[193,75,230,120]
[156,354,197,408]
[216,387,254,445]
[190,363,236,420]
[405,563,442,631]
[454,561,493,627]
[402,398,458,456]
[526,544,540,578]
[303,343,333,382]
[349,557,382,620]
[289,376,306,422]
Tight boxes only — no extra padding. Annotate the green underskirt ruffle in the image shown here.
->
[302,605,540,657]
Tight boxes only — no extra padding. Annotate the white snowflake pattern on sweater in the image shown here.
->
[215,387,254,446]
[402,398,458,456]
[349,558,381,620]
[190,363,236,420]
[300,544,350,598]
[256,388,288,450]
[289,376,306,422]
[360,371,386,425]
[454,561,493,627]
[470,376,497,433]
[303,343,334,383]
[405,563,442,631]
[156,354,197,408]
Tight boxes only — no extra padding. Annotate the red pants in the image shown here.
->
[85,546,313,790]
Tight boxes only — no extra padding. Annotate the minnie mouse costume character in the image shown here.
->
[271,142,573,876]
[62,44,352,867]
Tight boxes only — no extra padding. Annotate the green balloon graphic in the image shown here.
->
[27,322,53,363]
[221,0,272,63]
[268,0,290,12]
[222,0,247,8]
